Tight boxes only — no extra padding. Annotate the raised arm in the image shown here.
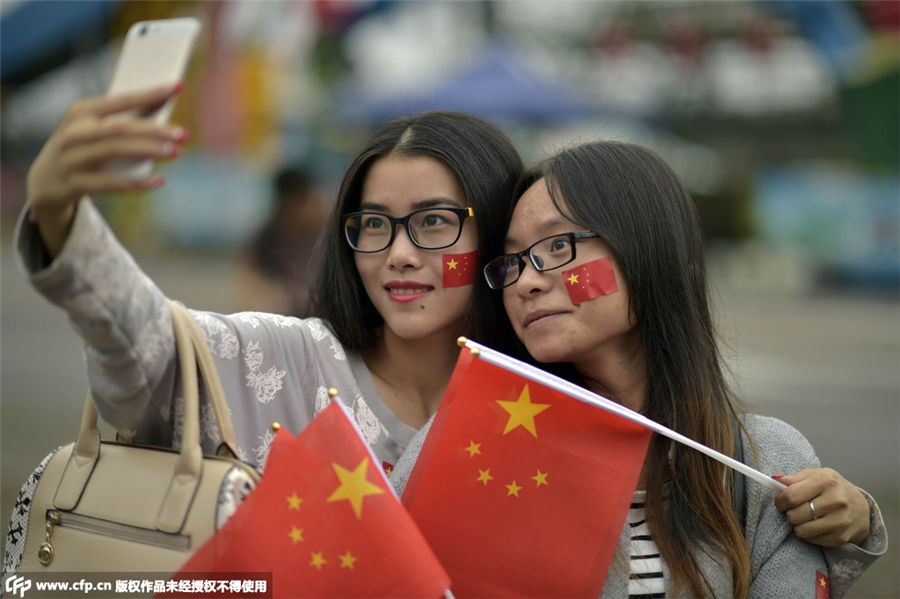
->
[18,85,189,442]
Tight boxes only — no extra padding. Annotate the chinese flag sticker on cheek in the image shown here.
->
[562,257,619,305]
[443,250,477,288]
[816,570,830,599]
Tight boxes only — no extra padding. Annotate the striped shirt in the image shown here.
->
[628,490,665,598]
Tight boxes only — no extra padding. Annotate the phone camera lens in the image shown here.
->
[139,25,148,36]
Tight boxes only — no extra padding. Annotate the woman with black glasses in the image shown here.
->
[486,140,886,598]
[15,83,521,479]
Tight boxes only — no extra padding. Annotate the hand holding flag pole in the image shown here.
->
[459,338,786,493]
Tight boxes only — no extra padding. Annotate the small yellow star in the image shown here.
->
[464,441,482,457]
[339,551,358,570]
[506,480,523,497]
[286,493,302,511]
[531,469,549,487]
[309,552,327,570]
[567,273,579,285]
[497,385,551,437]
[384,464,393,476]
[819,576,827,588]
[476,468,494,485]
[447,258,459,270]
[288,526,304,544]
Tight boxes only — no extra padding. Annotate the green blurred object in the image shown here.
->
[839,37,900,171]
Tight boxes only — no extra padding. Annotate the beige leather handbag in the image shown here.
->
[13,300,259,574]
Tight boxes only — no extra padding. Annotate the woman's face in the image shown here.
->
[502,178,636,369]
[354,154,478,342]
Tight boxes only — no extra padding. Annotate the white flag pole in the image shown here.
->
[463,339,786,493]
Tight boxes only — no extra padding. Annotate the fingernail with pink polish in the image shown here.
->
[171,127,189,143]
[771,475,785,480]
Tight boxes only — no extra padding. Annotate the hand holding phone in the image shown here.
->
[105,18,201,179]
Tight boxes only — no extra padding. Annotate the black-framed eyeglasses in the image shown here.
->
[483,230,600,289]
[343,207,475,253]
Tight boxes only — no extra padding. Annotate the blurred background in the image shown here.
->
[1,1,897,595]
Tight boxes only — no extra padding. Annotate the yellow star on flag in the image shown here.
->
[447,258,459,270]
[288,526,304,544]
[310,552,327,570]
[506,480,523,497]
[819,576,827,588]
[476,468,494,485]
[327,458,385,519]
[497,384,551,437]
[567,273,579,285]
[464,440,482,457]
[531,469,549,487]
[286,493,302,511]
[339,551,358,570]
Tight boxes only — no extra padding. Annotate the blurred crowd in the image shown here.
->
[1,0,897,297]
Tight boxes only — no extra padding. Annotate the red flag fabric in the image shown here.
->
[403,347,653,598]
[816,570,831,599]
[562,257,619,305]
[442,250,478,288]
[174,402,450,599]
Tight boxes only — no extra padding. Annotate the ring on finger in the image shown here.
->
[809,500,818,520]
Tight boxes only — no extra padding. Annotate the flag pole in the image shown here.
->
[462,339,786,492]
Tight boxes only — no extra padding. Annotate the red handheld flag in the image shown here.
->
[403,347,652,598]
[174,402,450,599]
[816,570,830,599]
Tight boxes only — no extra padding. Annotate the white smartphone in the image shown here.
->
[105,17,201,179]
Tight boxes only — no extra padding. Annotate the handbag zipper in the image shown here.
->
[38,509,191,566]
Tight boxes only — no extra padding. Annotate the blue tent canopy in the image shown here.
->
[1,0,119,83]
[337,43,597,124]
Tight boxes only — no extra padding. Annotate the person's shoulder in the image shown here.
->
[739,413,819,472]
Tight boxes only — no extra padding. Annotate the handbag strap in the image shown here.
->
[167,300,239,457]
[53,299,239,535]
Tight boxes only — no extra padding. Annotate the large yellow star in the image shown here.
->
[339,551,358,570]
[309,552,327,570]
[288,526,304,544]
[531,469,549,487]
[447,258,459,270]
[476,468,494,485]
[286,493,302,511]
[496,385,551,437]
[464,440,482,457]
[326,458,385,519]
[567,273,579,285]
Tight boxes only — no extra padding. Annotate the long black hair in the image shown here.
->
[517,141,749,598]
[310,111,522,351]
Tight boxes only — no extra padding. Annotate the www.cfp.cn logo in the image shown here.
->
[4,575,32,598]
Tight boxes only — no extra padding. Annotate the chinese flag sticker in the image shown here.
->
[562,257,619,305]
[443,250,477,288]
[816,570,830,599]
